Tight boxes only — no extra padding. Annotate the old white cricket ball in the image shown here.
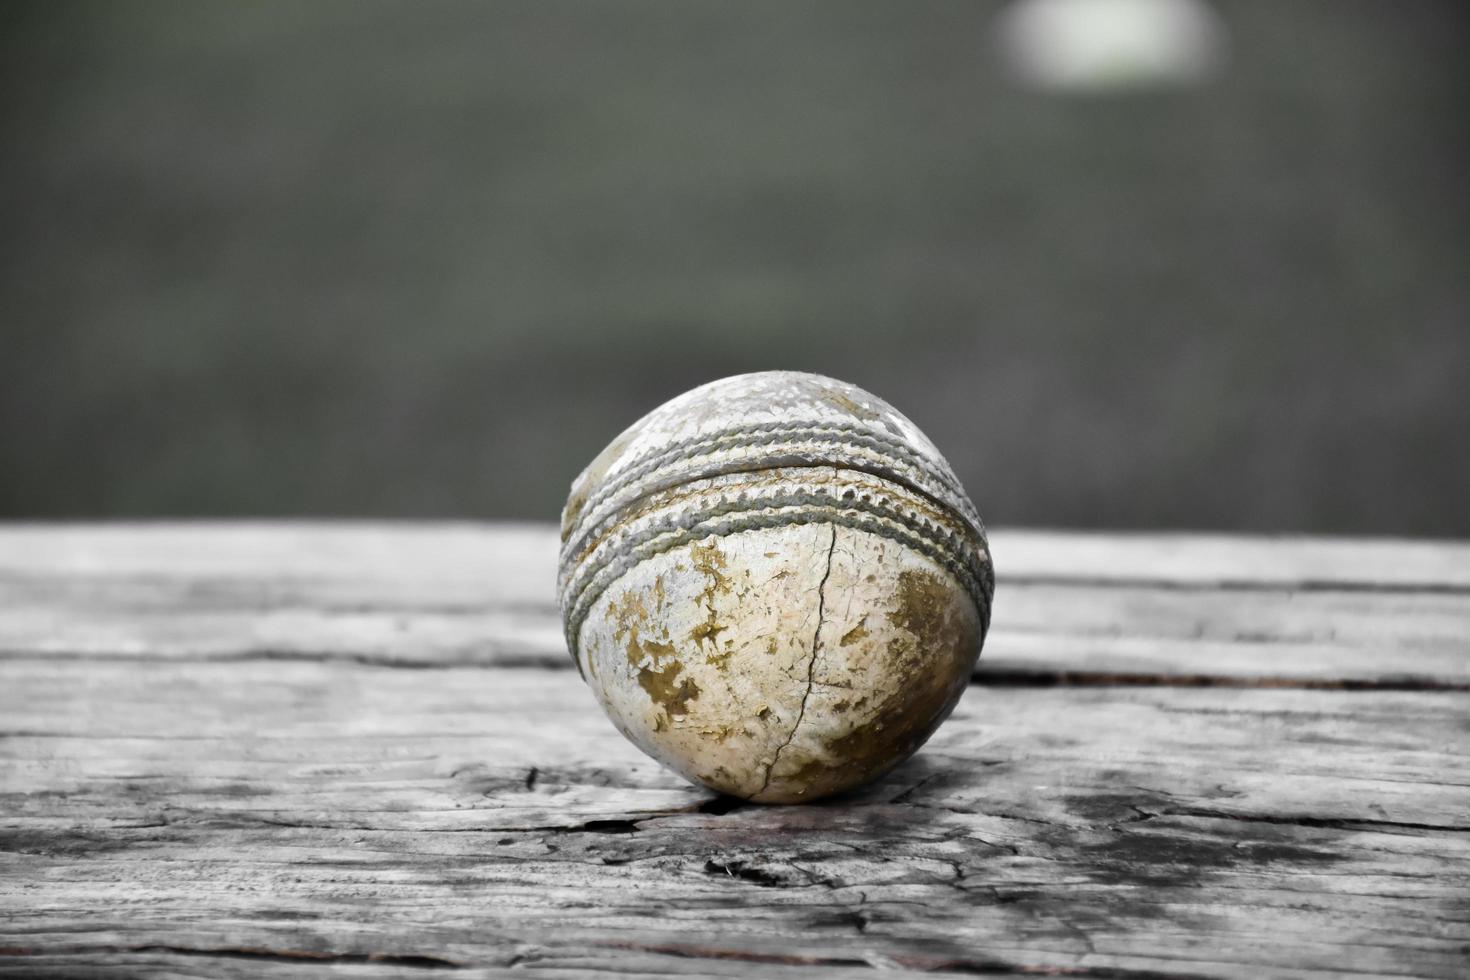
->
[557,371,993,803]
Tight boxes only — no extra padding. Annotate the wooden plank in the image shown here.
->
[3,658,1468,979]
[3,524,1468,977]
[2,525,1467,686]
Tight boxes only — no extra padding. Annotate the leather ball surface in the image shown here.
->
[558,371,993,803]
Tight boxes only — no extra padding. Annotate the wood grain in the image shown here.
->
[2,524,1468,979]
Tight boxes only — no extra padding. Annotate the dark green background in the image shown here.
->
[3,2,1466,533]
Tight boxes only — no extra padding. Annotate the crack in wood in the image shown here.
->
[599,940,1207,978]
[889,773,941,804]
[448,795,758,836]
[972,669,1470,692]
[0,648,573,670]
[1000,574,1470,597]
[702,858,791,888]
[1160,807,1470,835]
[42,944,466,969]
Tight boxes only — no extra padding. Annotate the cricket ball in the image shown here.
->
[557,371,993,803]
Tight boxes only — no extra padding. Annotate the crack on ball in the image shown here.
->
[756,525,838,800]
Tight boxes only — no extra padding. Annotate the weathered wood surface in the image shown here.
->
[1,524,1468,979]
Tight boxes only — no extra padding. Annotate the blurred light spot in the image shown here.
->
[995,0,1228,93]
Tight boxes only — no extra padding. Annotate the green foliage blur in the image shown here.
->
[2,1,1467,533]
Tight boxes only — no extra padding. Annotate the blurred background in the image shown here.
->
[2,0,1466,535]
